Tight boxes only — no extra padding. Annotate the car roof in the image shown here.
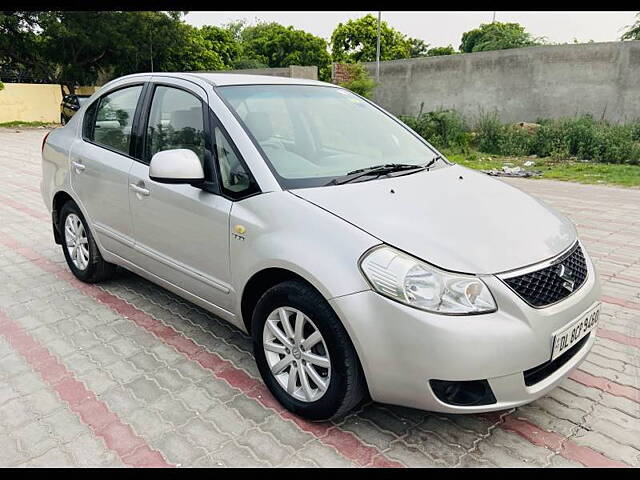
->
[115,72,335,88]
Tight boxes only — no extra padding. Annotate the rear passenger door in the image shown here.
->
[127,78,236,313]
[70,83,145,258]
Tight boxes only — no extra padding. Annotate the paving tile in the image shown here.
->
[0,130,639,467]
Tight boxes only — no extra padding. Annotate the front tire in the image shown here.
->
[59,201,116,283]
[252,280,365,420]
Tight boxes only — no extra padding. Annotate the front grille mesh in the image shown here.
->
[503,243,588,307]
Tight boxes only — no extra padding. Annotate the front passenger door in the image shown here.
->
[128,81,235,313]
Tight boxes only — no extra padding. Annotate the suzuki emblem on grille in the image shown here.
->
[555,264,575,292]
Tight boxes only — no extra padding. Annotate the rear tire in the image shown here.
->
[59,201,116,283]
[252,280,365,420]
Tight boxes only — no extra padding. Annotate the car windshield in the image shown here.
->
[216,84,443,188]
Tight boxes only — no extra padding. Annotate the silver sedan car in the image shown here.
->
[41,73,601,420]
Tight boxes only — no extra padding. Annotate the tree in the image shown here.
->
[226,21,331,78]
[37,11,136,89]
[427,45,457,57]
[0,12,56,83]
[408,38,429,58]
[330,14,412,63]
[0,12,230,92]
[336,63,377,99]
[460,22,541,53]
[199,25,241,69]
[222,19,248,42]
[236,22,331,71]
[621,12,640,40]
[231,57,269,70]
[109,12,227,76]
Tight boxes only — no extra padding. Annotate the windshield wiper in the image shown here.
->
[326,163,426,186]
[424,155,443,170]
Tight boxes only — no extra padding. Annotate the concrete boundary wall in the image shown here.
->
[201,65,318,80]
[0,83,98,124]
[362,41,640,124]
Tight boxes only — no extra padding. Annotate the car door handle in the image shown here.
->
[130,183,150,196]
[72,161,85,173]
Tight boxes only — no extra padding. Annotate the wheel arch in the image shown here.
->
[241,266,372,408]
[51,190,76,244]
[240,267,317,335]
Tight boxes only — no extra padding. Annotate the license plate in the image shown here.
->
[551,304,600,361]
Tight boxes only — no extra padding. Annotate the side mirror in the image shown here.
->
[149,149,205,185]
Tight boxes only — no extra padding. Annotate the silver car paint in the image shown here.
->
[229,191,379,312]
[329,243,600,412]
[148,149,204,181]
[41,73,601,413]
[293,164,577,274]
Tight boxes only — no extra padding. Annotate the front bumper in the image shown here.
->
[329,247,601,413]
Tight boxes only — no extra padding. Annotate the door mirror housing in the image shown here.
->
[149,149,205,185]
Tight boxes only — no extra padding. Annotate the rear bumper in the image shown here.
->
[329,248,601,413]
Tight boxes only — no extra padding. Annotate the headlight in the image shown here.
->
[360,246,496,314]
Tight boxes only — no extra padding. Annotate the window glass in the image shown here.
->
[236,94,295,143]
[214,126,254,196]
[90,86,142,155]
[145,86,205,163]
[82,101,98,139]
[217,85,441,189]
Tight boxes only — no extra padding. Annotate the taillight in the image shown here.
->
[41,131,51,153]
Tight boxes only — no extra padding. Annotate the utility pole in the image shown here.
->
[150,30,154,72]
[376,11,381,82]
[492,11,496,23]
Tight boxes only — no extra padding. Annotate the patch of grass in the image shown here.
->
[444,149,640,188]
[0,120,57,128]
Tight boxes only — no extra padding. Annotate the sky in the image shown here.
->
[184,11,638,48]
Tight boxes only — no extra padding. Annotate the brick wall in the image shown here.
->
[331,63,354,84]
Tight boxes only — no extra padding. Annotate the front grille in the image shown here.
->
[523,333,590,386]
[503,243,587,308]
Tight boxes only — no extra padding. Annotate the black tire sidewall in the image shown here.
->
[59,202,100,282]
[252,280,359,420]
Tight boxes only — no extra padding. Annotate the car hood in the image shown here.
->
[291,164,577,274]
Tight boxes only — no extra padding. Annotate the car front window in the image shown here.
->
[216,85,443,188]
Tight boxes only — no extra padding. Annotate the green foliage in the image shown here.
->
[460,22,541,53]
[401,109,640,165]
[408,38,429,57]
[0,12,50,82]
[330,14,414,63]
[222,19,248,42]
[446,150,640,187]
[0,120,52,127]
[234,21,331,73]
[231,57,269,70]
[0,81,4,91]
[426,45,457,57]
[621,12,640,40]
[199,25,241,69]
[336,63,377,99]
[472,112,531,156]
[400,109,470,150]
[1,12,334,87]
[0,12,227,91]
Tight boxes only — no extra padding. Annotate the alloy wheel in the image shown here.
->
[262,307,331,402]
[64,213,90,270]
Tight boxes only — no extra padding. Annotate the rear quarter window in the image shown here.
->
[83,85,143,156]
